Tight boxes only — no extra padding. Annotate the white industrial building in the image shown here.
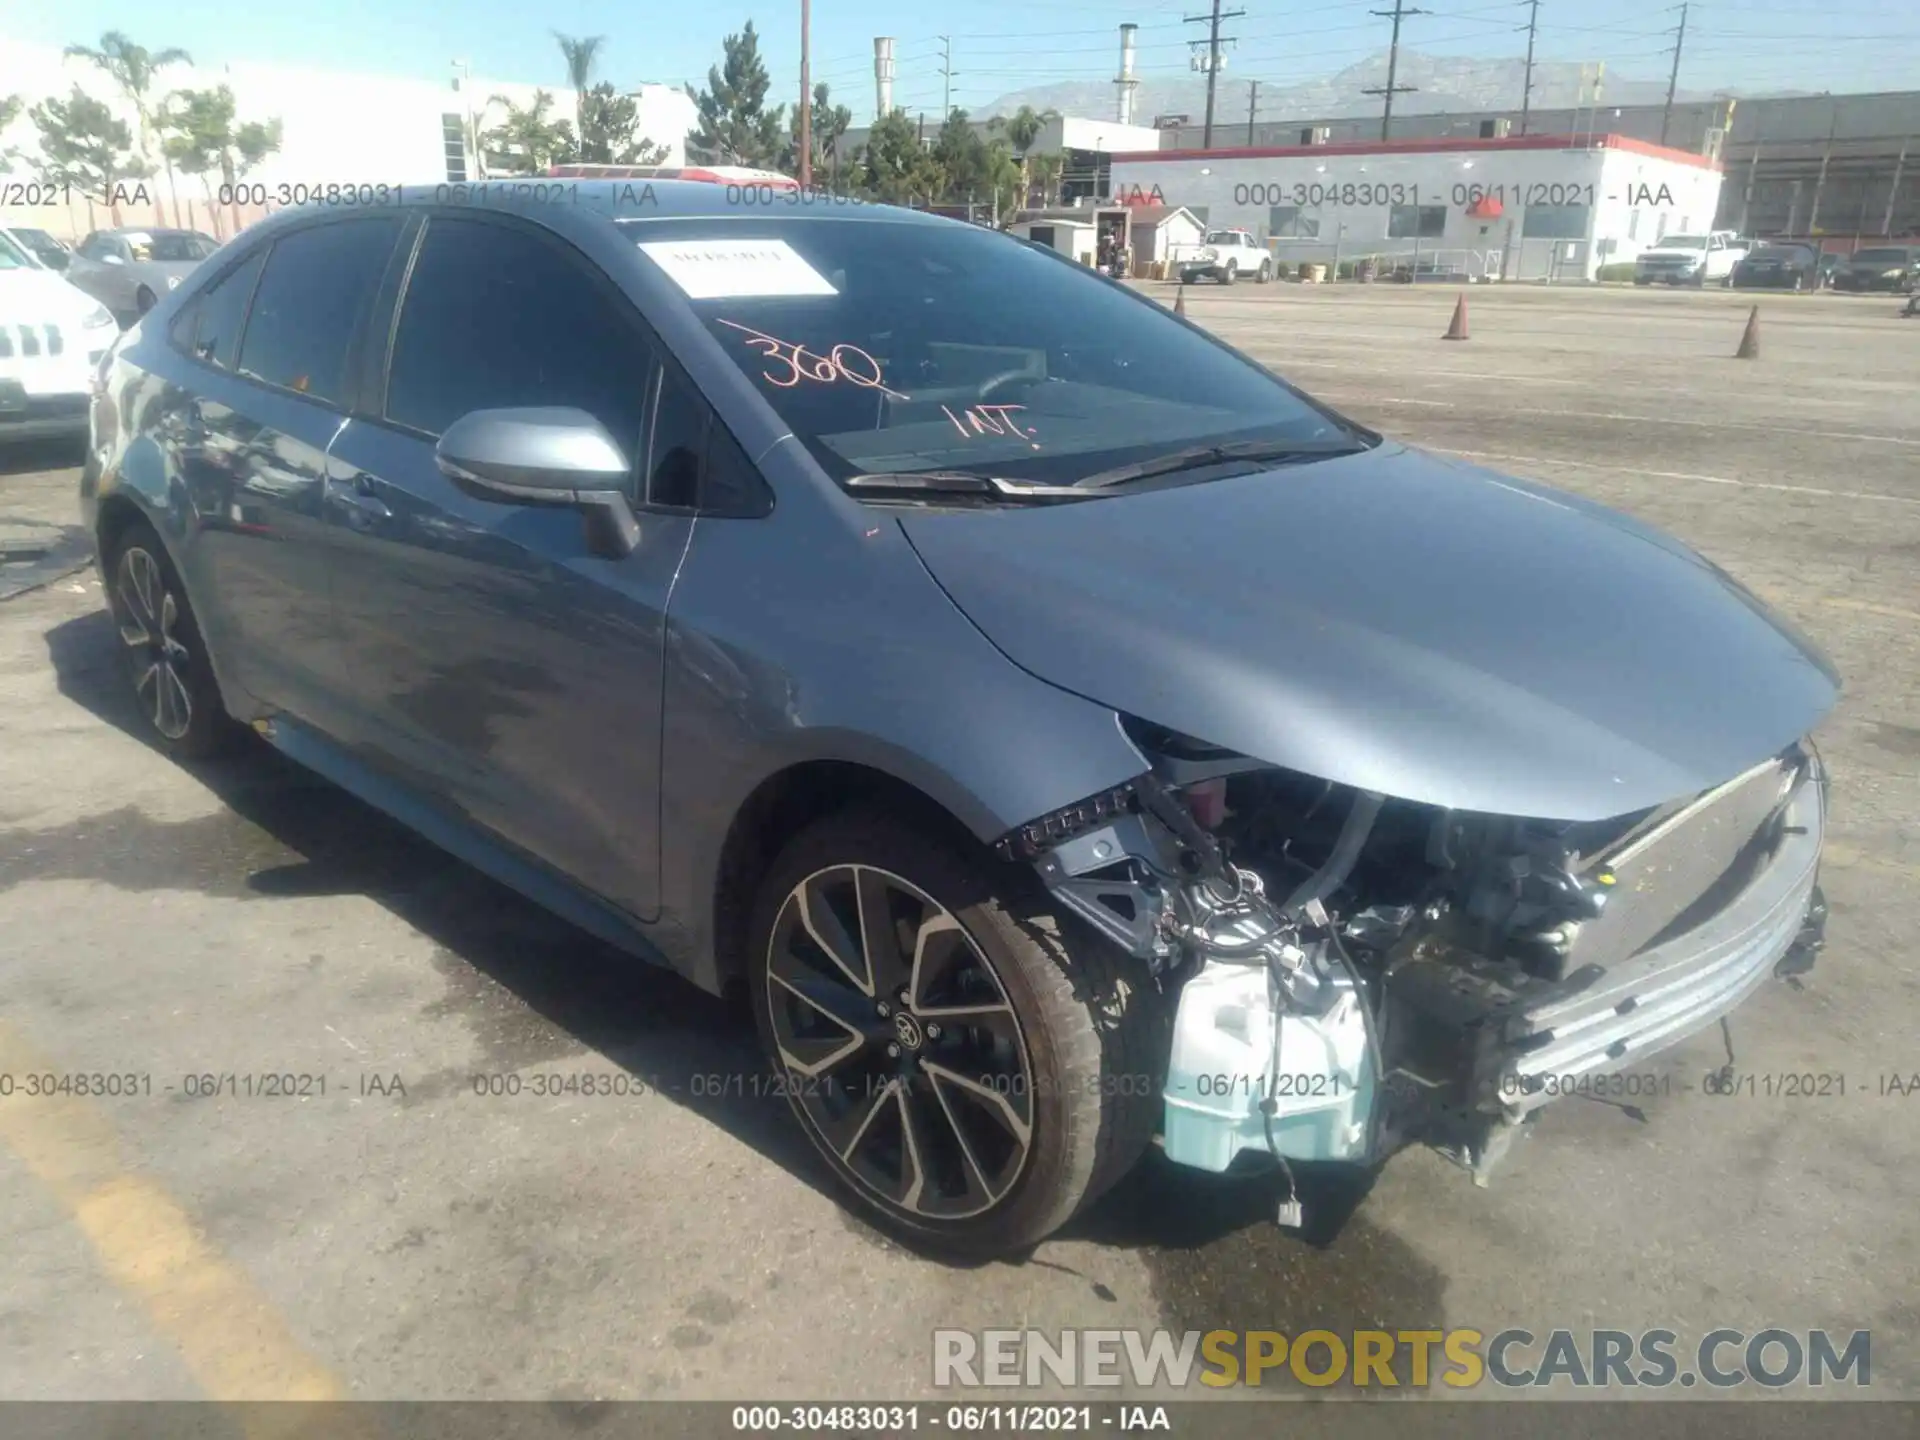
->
[0,39,697,242]
[1108,133,1726,282]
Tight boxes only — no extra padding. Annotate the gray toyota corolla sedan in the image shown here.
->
[80,181,1836,1257]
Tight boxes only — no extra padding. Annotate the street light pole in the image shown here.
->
[798,0,813,189]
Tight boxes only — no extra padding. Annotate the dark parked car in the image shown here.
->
[1831,244,1919,293]
[1730,242,1829,291]
[80,184,1837,1257]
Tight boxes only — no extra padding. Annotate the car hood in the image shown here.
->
[1639,247,1705,261]
[898,444,1840,823]
[0,266,107,323]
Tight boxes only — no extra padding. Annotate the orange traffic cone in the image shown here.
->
[1174,283,1188,317]
[1735,305,1760,359]
[1443,292,1469,340]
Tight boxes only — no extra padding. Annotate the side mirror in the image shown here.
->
[434,406,641,559]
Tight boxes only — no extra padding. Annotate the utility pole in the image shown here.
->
[1885,138,1910,237]
[1807,97,1839,235]
[1185,0,1244,150]
[1365,0,1428,143]
[798,0,812,189]
[1660,2,1689,147]
[939,36,956,119]
[1518,0,1540,136]
[1246,80,1259,145]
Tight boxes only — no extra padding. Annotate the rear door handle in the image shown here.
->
[336,473,391,525]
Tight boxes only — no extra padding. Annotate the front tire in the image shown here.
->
[748,808,1163,1259]
[104,520,244,760]
[135,285,157,315]
[1222,261,1238,286]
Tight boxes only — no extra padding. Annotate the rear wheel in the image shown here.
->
[104,520,244,760]
[1222,261,1238,286]
[748,808,1163,1259]
[1257,259,1272,283]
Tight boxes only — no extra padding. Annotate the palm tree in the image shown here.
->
[990,104,1057,207]
[553,32,605,130]
[65,31,191,219]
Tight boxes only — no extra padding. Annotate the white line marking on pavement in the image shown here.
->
[1430,448,1920,506]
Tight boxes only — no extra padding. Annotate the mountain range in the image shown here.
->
[974,51,1782,125]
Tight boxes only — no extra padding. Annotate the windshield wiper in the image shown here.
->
[845,471,1095,502]
[1071,437,1370,490]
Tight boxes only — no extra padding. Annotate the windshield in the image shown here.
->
[622,216,1362,489]
[0,233,32,269]
[1749,245,1814,261]
[1850,248,1911,265]
[1658,235,1709,249]
[14,229,65,267]
[134,232,217,262]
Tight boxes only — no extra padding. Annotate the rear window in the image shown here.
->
[149,233,217,262]
[1849,248,1912,265]
[1749,245,1814,261]
[622,216,1351,487]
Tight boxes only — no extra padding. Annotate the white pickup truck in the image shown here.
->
[1633,230,1749,287]
[1178,229,1273,285]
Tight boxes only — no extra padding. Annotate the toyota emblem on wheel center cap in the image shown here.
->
[893,1011,926,1051]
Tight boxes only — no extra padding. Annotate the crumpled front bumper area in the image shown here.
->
[1377,761,1826,1178]
[1499,771,1823,1109]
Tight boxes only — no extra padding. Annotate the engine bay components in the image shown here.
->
[1003,725,1828,1210]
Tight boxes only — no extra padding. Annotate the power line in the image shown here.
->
[1185,0,1245,149]
[1364,0,1430,142]
[1660,2,1689,145]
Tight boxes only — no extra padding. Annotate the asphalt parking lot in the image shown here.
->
[2,281,1917,1404]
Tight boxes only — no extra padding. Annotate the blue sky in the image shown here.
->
[18,1,1918,116]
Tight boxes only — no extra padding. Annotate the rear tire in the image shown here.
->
[1257,260,1272,284]
[748,808,1164,1259]
[1222,261,1238,286]
[103,519,245,761]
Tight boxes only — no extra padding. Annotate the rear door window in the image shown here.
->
[175,248,266,370]
[237,218,403,405]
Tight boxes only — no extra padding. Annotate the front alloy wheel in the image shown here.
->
[749,810,1163,1258]
[765,864,1035,1221]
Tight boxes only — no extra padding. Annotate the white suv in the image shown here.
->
[0,230,118,443]
[1634,230,1748,287]
[1179,229,1273,285]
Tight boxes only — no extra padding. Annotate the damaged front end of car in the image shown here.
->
[997,719,1830,1206]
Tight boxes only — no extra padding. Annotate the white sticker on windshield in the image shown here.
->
[636,238,839,299]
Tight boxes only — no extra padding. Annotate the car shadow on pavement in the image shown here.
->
[39,605,1352,1267]
[38,607,846,1199]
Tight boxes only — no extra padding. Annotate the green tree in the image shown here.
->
[0,94,23,171]
[686,21,785,168]
[30,87,145,195]
[481,90,577,175]
[159,86,283,203]
[65,31,191,214]
[1026,151,1065,209]
[852,108,938,205]
[989,104,1057,207]
[577,82,667,166]
[785,81,852,185]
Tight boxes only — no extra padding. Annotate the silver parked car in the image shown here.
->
[66,227,218,318]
